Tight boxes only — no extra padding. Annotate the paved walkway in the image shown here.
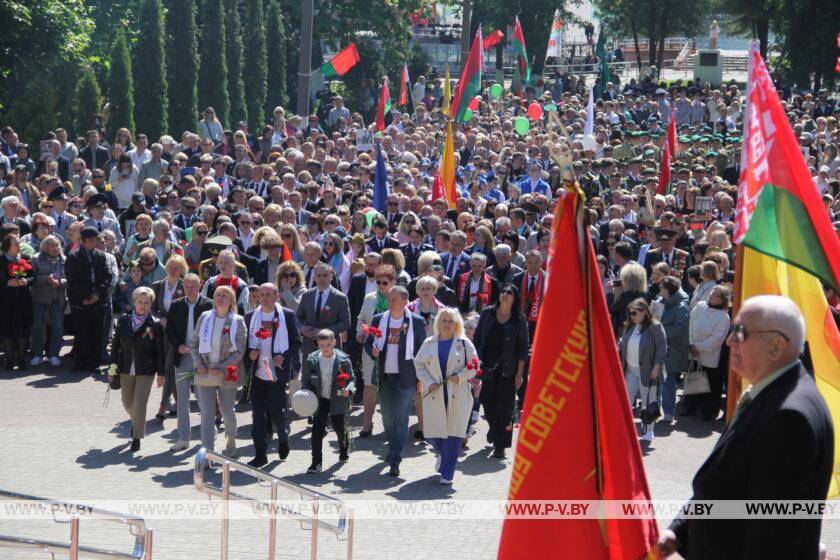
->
[0,362,837,559]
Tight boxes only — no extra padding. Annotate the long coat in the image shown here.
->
[659,289,690,375]
[413,336,478,439]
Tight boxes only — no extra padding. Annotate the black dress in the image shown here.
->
[0,253,34,338]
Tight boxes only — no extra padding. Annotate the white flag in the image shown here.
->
[545,9,564,59]
[584,86,595,137]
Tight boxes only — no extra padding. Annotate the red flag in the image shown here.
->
[399,64,410,106]
[666,111,677,157]
[497,189,659,560]
[483,29,504,50]
[375,78,391,133]
[282,242,293,263]
[431,171,445,203]
[656,146,671,195]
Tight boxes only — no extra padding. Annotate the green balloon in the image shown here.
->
[514,116,530,135]
[463,108,474,122]
[544,104,558,112]
[489,83,503,98]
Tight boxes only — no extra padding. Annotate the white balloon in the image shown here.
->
[291,389,319,417]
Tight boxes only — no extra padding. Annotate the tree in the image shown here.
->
[197,0,229,125]
[73,67,103,137]
[243,0,267,130]
[166,0,198,137]
[225,0,248,127]
[265,0,288,116]
[107,28,135,138]
[133,0,167,139]
[778,0,840,90]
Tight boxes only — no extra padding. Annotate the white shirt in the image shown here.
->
[364,278,377,296]
[318,352,336,398]
[384,317,404,374]
[626,326,642,370]
[185,298,198,344]
[127,148,151,168]
[162,278,179,312]
[469,277,481,311]
[239,229,254,251]
[255,310,276,381]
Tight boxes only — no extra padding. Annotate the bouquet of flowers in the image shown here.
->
[255,327,272,340]
[225,365,239,382]
[8,259,32,279]
[466,357,482,377]
[361,323,383,338]
[336,368,355,396]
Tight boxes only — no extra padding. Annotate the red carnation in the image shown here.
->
[362,323,383,338]
[337,370,351,389]
[255,328,272,340]
[225,365,239,382]
[8,264,19,275]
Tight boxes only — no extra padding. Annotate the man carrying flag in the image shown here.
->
[497,169,659,558]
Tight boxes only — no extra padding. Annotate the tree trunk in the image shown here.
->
[655,8,669,71]
[631,17,643,69]
[647,0,658,66]
[755,17,770,59]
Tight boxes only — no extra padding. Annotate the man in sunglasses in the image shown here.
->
[660,295,833,559]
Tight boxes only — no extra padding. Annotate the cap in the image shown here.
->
[205,235,233,256]
[131,192,146,205]
[85,193,108,209]
[654,227,678,240]
[47,186,68,201]
[820,165,831,174]
[655,88,667,95]
[80,227,99,240]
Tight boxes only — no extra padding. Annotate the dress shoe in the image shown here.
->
[278,441,290,461]
[130,438,141,452]
[307,462,322,474]
[30,357,42,366]
[491,449,506,459]
[169,440,189,452]
[49,356,61,366]
[387,464,400,477]
[247,456,268,468]
[339,450,349,462]
[358,428,372,438]
[413,430,424,440]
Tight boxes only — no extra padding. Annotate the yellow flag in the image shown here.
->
[441,121,456,208]
[442,64,451,116]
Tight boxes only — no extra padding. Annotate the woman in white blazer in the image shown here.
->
[688,284,731,420]
[414,307,478,485]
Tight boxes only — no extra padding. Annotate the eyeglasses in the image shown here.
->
[388,202,399,206]
[239,220,252,225]
[183,205,196,210]
[161,180,173,185]
[376,279,393,286]
[140,260,155,267]
[281,233,293,239]
[628,310,643,318]
[324,241,335,247]
[70,204,83,209]
[194,230,208,235]
[500,288,515,295]
[41,204,53,210]
[729,324,790,343]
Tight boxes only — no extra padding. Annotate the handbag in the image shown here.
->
[639,381,661,426]
[683,358,711,395]
[194,367,224,387]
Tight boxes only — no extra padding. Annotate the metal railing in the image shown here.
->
[194,447,354,560]
[0,489,153,559]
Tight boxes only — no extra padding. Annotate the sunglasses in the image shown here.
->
[281,233,293,239]
[324,241,335,247]
[500,288,515,295]
[239,220,252,225]
[161,180,173,185]
[194,230,208,235]
[376,279,393,286]
[628,310,644,318]
[729,324,790,343]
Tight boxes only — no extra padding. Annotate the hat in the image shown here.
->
[820,165,831,174]
[80,227,99,240]
[704,151,719,158]
[643,177,658,184]
[14,164,28,173]
[131,192,146,206]
[47,186,69,201]
[85,193,108,209]
[655,88,667,95]
[205,235,233,256]
[654,227,677,240]
[642,167,657,175]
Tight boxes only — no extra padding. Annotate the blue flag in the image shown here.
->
[374,143,389,213]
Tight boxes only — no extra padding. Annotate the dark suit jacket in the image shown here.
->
[399,243,434,278]
[454,272,499,314]
[347,275,370,331]
[295,286,351,354]
[0,216,31,236]
[79,145,110,171]
[670,364,833,560]
[151,278,185,319]
[440,252,471,282]
[365,234,400,254]
[244,306,303,384]
[164,295,213,366]
[173,213,198,231]
[364,311,426,389]
[644,247,692,290]
[253,256,286,285]
[65,247,113,308]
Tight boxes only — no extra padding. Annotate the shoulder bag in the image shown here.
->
[683,358,711,395]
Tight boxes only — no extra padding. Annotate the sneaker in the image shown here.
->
[439,478,452,485]
[435,455,441,472]
[30,357,42,366]
[247,456,268,468]
[338,450,349,462]
[663,413,674,422]
[641,429,654,442]
[169,440,189,452]
[387,464,400,477]
[307,462,322,474]
[49,356,60,366]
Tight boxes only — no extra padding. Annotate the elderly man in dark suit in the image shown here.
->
[659,295,834,560]
[364,285,426,477]
[164,273,212,451]
[643,226,691,289]
[65,227,114,372]
[245,283,303,467]
[296,262,351,356]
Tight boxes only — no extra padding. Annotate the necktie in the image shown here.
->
[306,267,313,287]
[57,215,62,229]
[447,257,456,279]
[184,216,191,228]
[315,291,323,319]
[732,392,753,423]
[97,222,102,232]
[529,276,536,294]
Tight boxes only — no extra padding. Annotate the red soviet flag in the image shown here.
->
[497,189,659,560]
[656,145,671,195]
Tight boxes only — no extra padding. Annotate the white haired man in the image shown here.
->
[660,295,833,559]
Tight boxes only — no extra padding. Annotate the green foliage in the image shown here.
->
[777,0,839,90]
[2,74,60,145]
[265,0,288,116]
[133,0,167,139]
[198,0,229,125]
[73,67,103,137]
[107,28,135,138]
[165,0,198,137]
[225,0,248,127]
[243,0,267,130]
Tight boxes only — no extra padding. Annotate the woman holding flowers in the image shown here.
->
[190,285,247,457]
[0,233,35,370]
[413,308,479,485]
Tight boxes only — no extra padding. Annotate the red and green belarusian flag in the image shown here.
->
[399,64,411,106]
[321,43,361,79]
[512,16,531,89]
[375,78,391,132]
[732,43,840,497]
[450,26,483,124]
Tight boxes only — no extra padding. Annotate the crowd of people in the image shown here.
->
[0,71,838,485]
